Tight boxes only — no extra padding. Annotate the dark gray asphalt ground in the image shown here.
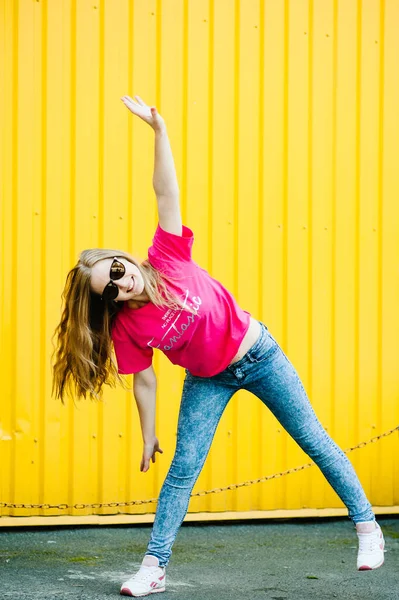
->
[0,517,398,600]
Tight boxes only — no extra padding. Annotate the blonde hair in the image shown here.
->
[51,248,182,404]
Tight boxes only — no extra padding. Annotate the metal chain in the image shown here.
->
[1,424,398,512]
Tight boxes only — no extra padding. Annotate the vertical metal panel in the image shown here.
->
[1,0,399,523]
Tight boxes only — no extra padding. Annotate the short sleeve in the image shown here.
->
[147,224,194,273]
[111,318,153,374]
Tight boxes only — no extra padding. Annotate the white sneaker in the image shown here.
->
[120,555,166,597]
[356,522,385,570]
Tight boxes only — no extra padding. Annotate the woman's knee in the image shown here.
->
[303,433,347,470]
[291,420,345,463]
[166,452,201,489]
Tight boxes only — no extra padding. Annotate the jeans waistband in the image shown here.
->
[227,321,267,371]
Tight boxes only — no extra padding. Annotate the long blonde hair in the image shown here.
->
[51,248,182,404]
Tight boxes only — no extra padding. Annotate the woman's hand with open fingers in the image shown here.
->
[140,437,163,473]
[121,95,166,132]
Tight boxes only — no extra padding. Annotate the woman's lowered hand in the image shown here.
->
[140,437,164,472]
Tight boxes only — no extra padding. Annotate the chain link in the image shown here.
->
[1,424,398,512]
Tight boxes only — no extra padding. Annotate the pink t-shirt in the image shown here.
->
[111,224,251,377]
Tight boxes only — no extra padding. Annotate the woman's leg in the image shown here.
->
[240,325,375,524]
[145,371,236,566]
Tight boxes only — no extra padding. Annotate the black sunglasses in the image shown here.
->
[100,257,125,302]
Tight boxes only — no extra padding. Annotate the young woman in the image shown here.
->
[52,95,385,597]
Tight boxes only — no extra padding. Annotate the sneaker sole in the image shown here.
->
[358,556,385,571]
[120,586,165,597]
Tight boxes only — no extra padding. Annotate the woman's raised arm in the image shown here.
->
[121,95,182,235]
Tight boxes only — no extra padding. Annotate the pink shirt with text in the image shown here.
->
[111,225,251,377]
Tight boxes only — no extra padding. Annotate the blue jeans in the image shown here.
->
[146,322,374,566]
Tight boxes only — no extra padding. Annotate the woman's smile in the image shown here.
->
[127,276,135,293]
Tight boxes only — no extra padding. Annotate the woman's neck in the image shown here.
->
[127,289,150,310]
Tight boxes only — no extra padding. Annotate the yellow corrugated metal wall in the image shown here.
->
[1,0,399,526]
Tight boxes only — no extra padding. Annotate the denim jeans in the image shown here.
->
[146,322,374,566]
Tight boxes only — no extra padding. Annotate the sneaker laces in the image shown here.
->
[128,566,161,584]
[358,528,381,554]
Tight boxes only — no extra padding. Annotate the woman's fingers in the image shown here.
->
[140,448,163,470]
[121,97,136,112]
[121,94,146,108]
[140,451,151,472]
[150,446,164,463]
[121,96,139,109]
[134,95,146,106]
[122,96,140,110]
[121,96,152,119]
[121,95,165,131]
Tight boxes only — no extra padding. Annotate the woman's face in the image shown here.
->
[90,257,145,302]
